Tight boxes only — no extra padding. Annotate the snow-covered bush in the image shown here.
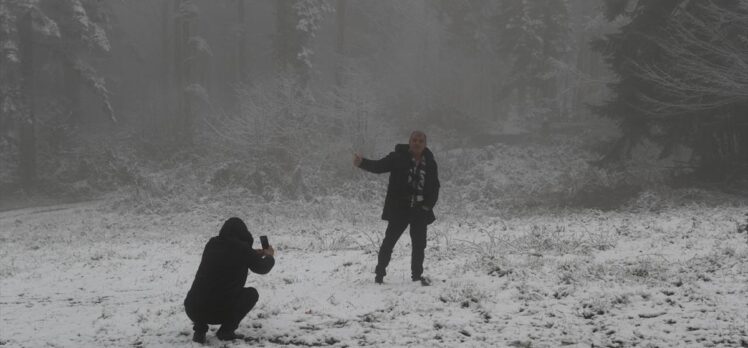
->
[436,140,643,214]
[19,136,142,200]
[308,226,355,251]
[438,281,490,306]
[624,256,668,283]
[555,256,594,285]
[202,71,392,201]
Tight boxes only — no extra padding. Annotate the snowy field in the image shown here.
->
[1,194,747,347]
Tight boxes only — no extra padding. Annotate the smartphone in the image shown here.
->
[260,235,269,249]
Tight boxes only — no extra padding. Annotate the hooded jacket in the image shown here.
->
[184,218,274,310]
[359,144,440,225]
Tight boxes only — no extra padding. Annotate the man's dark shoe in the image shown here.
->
[412,276,431,286]
[216,331,245,341]
[375,275,384,284]
[192,331,206,344]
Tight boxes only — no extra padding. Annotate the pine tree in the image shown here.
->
[274,0,331,89]
[496,0,572,119]
[0,0,112,189]
[594,0,748,179]
[434,0,572,123]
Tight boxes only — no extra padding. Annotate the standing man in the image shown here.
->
[354,131,440,285]
[184,217,275,343]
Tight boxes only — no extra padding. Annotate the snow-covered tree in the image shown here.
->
[274,0,332,89]
[594,0,748,179]
[495,0,572,119]
[0,0,113,188]
[173,0,202,144]
[433,0,572,125]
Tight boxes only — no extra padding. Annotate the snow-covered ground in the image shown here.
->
[1,195,747,347]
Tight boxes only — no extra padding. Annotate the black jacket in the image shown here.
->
[184,218,274,311]
[359,144,440,225]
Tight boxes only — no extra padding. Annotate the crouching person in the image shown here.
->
[184,217,275,343]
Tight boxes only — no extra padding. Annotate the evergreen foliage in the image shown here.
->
[594,0,748,180]
[274,0,332,89]
[434,0,572,120]
[0,0,113,189]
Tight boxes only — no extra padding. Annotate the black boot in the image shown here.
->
[216,330,245,341]
[375,275,384,284]
[192,330,206,344]
[412,275,431,286]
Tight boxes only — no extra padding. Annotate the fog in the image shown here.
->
[0,0,746,207]
[1,2,748,347]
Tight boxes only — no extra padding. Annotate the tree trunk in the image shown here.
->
[232,0,247,84]
[275,0,308,88]
[174,0,196,144]
[64,63,80,124]
[334,0,346,88]
[19,11,36,190]
[174,0,184,141]
[332,0,347,136]
[517,83,527,119]
[160,0,173,134]
[275,1,293,75]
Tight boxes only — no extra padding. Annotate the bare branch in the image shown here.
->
[628,0,748,115]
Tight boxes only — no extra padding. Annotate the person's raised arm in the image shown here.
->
[244,247,275,274]
[355,152,394,174]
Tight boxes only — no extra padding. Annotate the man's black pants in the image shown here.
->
[375,210,427,279]
[185,287,259,334]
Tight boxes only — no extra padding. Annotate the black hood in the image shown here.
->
[218,217,253,245]
[395,144,434,160]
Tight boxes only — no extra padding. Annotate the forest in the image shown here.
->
[0,1,747,347]
[0,0,744,208]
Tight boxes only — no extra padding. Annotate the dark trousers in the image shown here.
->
[375,210,427,279]
[185,287,259,334]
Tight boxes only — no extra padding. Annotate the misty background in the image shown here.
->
[1,0,746,211]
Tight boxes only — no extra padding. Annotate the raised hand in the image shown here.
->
[256,247,275,257]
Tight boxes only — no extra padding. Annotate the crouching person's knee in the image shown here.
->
[245,287,259,305]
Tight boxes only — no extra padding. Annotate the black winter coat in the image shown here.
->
[184,218,274,312]
[359,144,440,225]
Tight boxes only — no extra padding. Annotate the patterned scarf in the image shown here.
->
[408,157,426,207]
